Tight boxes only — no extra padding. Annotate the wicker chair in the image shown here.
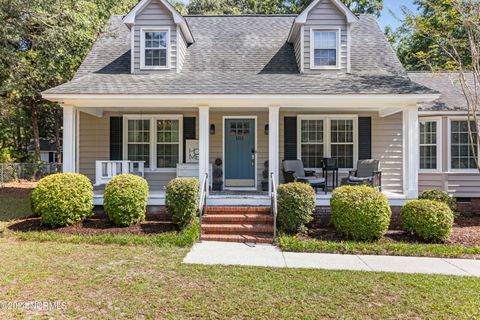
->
[282,160,326,193]
[342,159,382,190]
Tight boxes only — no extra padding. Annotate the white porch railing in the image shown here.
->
[95,161,145,186]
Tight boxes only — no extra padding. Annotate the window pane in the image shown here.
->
[419,121,437,170]
[314,49,336,66]
[157,144,179,168]
[301,144,324,169]
[450,120,478,169]
[128,144,150,168]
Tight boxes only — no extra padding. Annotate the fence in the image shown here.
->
[0,163,62,186]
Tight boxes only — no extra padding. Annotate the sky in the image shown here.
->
[377,0,418,30]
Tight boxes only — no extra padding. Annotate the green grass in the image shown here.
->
[278,234,480,259]
[5,222,199,248]
[0,238,478,319]
[0,195,32,222]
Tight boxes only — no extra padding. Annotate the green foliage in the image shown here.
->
[330,185,391,241]
[104,174,149,227]
[419,189,457,215]
[401,200,454,243]
[277,182,316,234]
[31,173,93,227]
[166,178,199,230]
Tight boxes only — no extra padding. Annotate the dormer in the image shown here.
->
[123,0,194,74]
[287,0,358,73]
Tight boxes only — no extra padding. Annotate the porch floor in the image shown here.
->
[93,188,406,206]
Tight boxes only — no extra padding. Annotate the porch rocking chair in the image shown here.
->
[282,160,327,194]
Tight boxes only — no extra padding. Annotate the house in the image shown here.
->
[410,72,480,212]
[42,0,441,211]
[29,138,62,163]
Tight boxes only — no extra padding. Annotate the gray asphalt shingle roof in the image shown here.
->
[44,14,435,95]
[409,72,474,111]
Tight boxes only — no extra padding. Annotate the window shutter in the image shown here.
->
[358,117,372,160]
[183,117,196,163]
[110,117,123,161]
[284,117,297,160]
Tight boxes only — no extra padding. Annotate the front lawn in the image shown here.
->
[0,238,479,319]
[0,182,34,223]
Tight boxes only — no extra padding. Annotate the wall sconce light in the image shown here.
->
[210,124,216,135]
[265,124,269,135]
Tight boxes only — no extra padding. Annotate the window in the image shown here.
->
[311,30,339,68]
[140,28,169,69]
[330,119,354,169]
[450,120,478,170]
[299,116,357,170]
[300,119,324,168]
[419,121,438,170]
[124,115,182,170]
[156,119,180,168]
[127,119,151,168]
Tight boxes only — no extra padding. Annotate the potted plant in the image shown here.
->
[212,158,223,191]
[261,160,269,191]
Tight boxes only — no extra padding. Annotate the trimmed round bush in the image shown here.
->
[401,199,454,242]
[331,185,391,241]
[277,182,316,234]
[419,189,457,215]
[104,174,149,226]
[31,173,93,227]
[166,178,199,230]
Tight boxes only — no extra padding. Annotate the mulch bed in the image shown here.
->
[0,180,36,198]
[302,215,480,246]
[7,216,177,236]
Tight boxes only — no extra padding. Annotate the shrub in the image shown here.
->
[166,178,199,230]
[277,182,316,234]
[419,189,457,215]
[330,185,391,241]
[401,200,454,243]
[31,173,93,227]
[104,174,149,226]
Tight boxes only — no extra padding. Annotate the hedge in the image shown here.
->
[277,182,316,234]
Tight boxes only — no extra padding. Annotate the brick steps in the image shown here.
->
[201,206,274,243]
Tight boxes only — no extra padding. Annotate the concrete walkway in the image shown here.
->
[183,241,480,277]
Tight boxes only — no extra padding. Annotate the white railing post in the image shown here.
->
[268,106,280,193]
[198,106,210,194]
[63,106,77,173]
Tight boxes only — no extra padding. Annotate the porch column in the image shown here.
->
[268,106,280,192]
[403,107,419,199]
[198,106,210,190]
[63,106,77,173]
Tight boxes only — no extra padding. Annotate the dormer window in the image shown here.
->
[140,28,170,69]
[311,29,340,69]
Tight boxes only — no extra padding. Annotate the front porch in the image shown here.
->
[61,96,422,205]
[93,188,407,206]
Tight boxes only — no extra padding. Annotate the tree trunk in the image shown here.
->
[54,106,62,163]
[31,103,40,161]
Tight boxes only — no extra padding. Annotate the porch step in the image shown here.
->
[200,233,274,244]
[201,206,274,243]
[202,223,274,234]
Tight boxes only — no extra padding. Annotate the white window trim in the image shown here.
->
[448,117,480,173]
[140,27,171,70]
[419,117,442,173]
[310,27,341,70]
[123,114,183,172]
[297,115,358,171]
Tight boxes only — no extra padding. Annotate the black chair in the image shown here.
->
[342,159,382,189]
[282,160,326,193]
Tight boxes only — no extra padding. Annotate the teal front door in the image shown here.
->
[224,118,256,188]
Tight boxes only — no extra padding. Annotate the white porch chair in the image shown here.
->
[95,160,145,186]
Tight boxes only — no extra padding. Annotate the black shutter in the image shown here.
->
[358,117,372,160]
[284,117,297,160]
[110,117,123,160]
[183,117,196,163]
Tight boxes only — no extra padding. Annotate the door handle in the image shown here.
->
[251,149,256,166]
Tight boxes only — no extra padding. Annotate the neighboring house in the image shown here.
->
[43,0,441,207]
[409,72,480,203]
[29,138,62,163]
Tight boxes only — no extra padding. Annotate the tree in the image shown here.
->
[0,0,138,162]
[401,0,480,171]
